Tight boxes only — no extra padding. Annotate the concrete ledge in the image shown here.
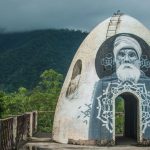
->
[28,137,52,142]
[68,139,115,146]
[138,139,150,146]
[21,142,150,150]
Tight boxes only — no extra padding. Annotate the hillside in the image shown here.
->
[0,29,88,91]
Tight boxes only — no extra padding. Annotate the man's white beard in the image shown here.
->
[116,63,141,83]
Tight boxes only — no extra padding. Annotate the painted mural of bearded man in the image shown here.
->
[89,34,150,140]
[114,35,144,83]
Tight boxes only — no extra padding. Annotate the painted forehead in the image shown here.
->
[117,48,138,54]
[114,35,140,47]
[113,35,142,58]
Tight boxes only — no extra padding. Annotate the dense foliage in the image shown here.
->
[0,28,87,132]
[0,69,124,133]
[0,68,124,133]
[0,29,87,91]
[115,96,124,134]
[1,69,63,132]
[0,28,124,133]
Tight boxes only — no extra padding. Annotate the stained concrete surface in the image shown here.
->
[20,142,150,150]
[115,135,137,145]
[20,133,150,150]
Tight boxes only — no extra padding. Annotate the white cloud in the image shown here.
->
[0,0,149,32]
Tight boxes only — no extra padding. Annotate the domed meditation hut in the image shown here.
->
[53,12,150,145]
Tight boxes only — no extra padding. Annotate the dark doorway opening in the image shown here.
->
[115,92,138,145]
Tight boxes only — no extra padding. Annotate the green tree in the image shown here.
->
[0,91,5,118]
[3,87,29,116]
[115,96,124,112]
[28,69,63,110]
[29,69,63,131]
[2,69,63,132]
[115,96,124,134]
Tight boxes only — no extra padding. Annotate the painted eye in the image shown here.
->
[118,52,125,57]
[129,52,136,57]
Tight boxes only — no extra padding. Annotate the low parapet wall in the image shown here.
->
[0,111,37,150]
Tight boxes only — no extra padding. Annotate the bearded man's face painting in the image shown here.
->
[114,36,141,83]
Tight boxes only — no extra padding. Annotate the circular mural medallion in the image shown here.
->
[95,33,150,79]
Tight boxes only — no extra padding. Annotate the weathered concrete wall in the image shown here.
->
[53,13,150,145]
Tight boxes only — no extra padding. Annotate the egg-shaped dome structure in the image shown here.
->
[53,12,150,145]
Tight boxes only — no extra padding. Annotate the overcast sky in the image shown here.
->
[0,0,150,32]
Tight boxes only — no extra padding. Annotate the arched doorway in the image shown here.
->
[115,92,139,145]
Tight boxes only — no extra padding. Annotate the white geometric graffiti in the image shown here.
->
[101,54,150,71]
[141,55,150,71]
[97,95,113,133]
[101,53,114,70]
[97,80,150,133]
